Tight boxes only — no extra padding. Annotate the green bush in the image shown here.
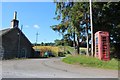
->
[80,49,86,55]
[58,52,65,57]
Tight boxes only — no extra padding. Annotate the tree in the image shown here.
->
[51,2,90,54]
[63,34,73,46]
[54,39,63,46]
[92,2,120,58]
[41,42,44,46]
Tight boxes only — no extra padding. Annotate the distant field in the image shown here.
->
[33,46,87,55]
[33,46,76,56]
[33,46,59,56]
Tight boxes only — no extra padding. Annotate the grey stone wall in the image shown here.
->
[2,28,34,59]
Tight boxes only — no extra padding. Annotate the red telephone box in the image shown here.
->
[95,31,110,61]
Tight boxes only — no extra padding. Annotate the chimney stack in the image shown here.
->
[13,11,17,20]
[11,11,19,28]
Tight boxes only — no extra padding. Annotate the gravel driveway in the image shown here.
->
[1,57,118,78]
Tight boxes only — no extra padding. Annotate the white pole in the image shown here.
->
[90,0,94,56]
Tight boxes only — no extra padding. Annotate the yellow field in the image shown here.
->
[33,46,87,56]
[33,46,59,56]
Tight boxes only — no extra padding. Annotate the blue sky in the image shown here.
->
[2,2,62,43]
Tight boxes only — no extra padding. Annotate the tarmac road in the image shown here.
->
[2,57,118,78]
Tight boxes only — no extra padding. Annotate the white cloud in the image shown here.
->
[33,24,40,29]
[24,25,29,28]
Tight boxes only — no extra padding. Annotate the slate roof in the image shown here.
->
[0,28,11,36]
[0,27,33,46]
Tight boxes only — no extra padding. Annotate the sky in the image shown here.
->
[2,2,62,44]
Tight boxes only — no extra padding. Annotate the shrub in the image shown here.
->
[58,52,65,57]
[80,50,86,55]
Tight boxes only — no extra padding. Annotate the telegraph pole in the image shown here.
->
[90,0,94,56]
[35,32,39,50]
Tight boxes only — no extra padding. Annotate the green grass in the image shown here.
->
[62,55,119,70]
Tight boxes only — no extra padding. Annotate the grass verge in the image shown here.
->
[62,55,119,70]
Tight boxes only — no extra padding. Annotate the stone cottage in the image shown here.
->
[0,11,34,59]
